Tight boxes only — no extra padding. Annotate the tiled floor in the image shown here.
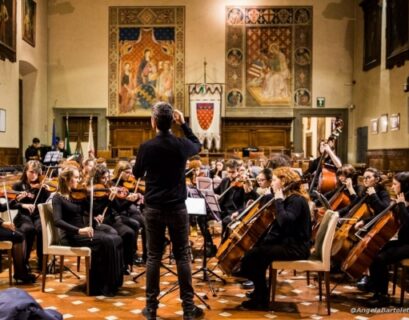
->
[1,232,409,319]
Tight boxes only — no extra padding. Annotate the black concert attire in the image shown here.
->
[110,178,147,262]
[357,184,391,223]
[209,169,223,180]
[236,193,311,308]
[0,202,34,282]
[365,199,409,301]
[12,181,50,268]
[133,122,201,314]
[214,178,253,240]
[52,193,123,296]
[24,145,41,162]
[93,194,136,269]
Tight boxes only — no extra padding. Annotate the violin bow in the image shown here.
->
[100,171,124,222]
[89,177,94,241]
[33,167,54,207]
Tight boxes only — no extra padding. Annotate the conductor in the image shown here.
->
[133,101,204,320]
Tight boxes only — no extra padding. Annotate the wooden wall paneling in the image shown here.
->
[366,149,409,172]
[0,148,21,166]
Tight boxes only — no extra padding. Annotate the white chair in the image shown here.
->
[0,241,12,285]
[38,203,92,295]
[269,210,339,315]
[0,210,13,285]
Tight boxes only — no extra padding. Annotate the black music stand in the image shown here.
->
[189,191,226,296]
[43,151,63,166]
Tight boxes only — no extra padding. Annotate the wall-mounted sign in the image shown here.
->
[316,97,325,108]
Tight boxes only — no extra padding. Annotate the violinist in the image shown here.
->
[79,158,96,187]
[214,159,255,240]
[90,164,136,274]
[186,159,201,236]
[0,202,36,283]
[12,160,50,270]
[24,137,42,162]
[357,172,409,307]
[52,166,124,296]
[111,161,146,264]
[232,166,311,310]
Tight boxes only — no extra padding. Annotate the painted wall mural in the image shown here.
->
[225,6,312,112]
[108,7,184,116]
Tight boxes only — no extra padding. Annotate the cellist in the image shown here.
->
[357,171,409,307]
[214,159,255,241]
[232,166,311,310]
[353,167,390,289]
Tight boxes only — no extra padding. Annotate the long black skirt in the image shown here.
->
[67,230,124,296]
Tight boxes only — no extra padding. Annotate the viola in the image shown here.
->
[123,176,145,193]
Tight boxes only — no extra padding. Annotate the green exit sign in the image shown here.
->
[317,97,325,107]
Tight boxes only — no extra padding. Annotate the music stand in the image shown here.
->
[188,191,226,296]
[43,151,63,166]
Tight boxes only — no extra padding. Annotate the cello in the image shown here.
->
[341,201,399,278]
[331,194,371,261]
[216,180,303,275]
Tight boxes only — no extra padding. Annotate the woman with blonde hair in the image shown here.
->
[233,166,312,310]
[52,166,123,296]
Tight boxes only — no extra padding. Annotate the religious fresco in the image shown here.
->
[226,6,312,111]
[108,7,184,116]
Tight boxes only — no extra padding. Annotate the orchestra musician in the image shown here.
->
[214,159,255,241]
[133,102,204,320]
[325,164,359,217]
[0,202,36,283]
[353,167,391,290]
[209,159,224,180]
[12,160,50,270]
[89,164,136,274]
[24,137,42,162]
[232,166,311,310]
[356,171,409,307]
[52,166,124,296]
[111,160,146,265]
[80,158,96,187]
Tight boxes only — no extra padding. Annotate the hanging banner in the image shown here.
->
[189,84,223,151]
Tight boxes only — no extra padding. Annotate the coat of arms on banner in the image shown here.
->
[196,103,214,130]
[189,84,223,151]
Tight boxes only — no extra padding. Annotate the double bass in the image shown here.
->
[308,118,344,195]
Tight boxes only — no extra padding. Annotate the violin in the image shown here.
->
[0,186,24,200]
[70,184,112,200]
[122,175,145,193]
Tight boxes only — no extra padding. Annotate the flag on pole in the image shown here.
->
[74,135,83,164]
[65,114,72,155]
[87,116,95,159]
[51,118,57,150]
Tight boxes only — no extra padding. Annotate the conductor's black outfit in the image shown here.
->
[133,122,201,315]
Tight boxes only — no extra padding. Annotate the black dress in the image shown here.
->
[52,193,124,296]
